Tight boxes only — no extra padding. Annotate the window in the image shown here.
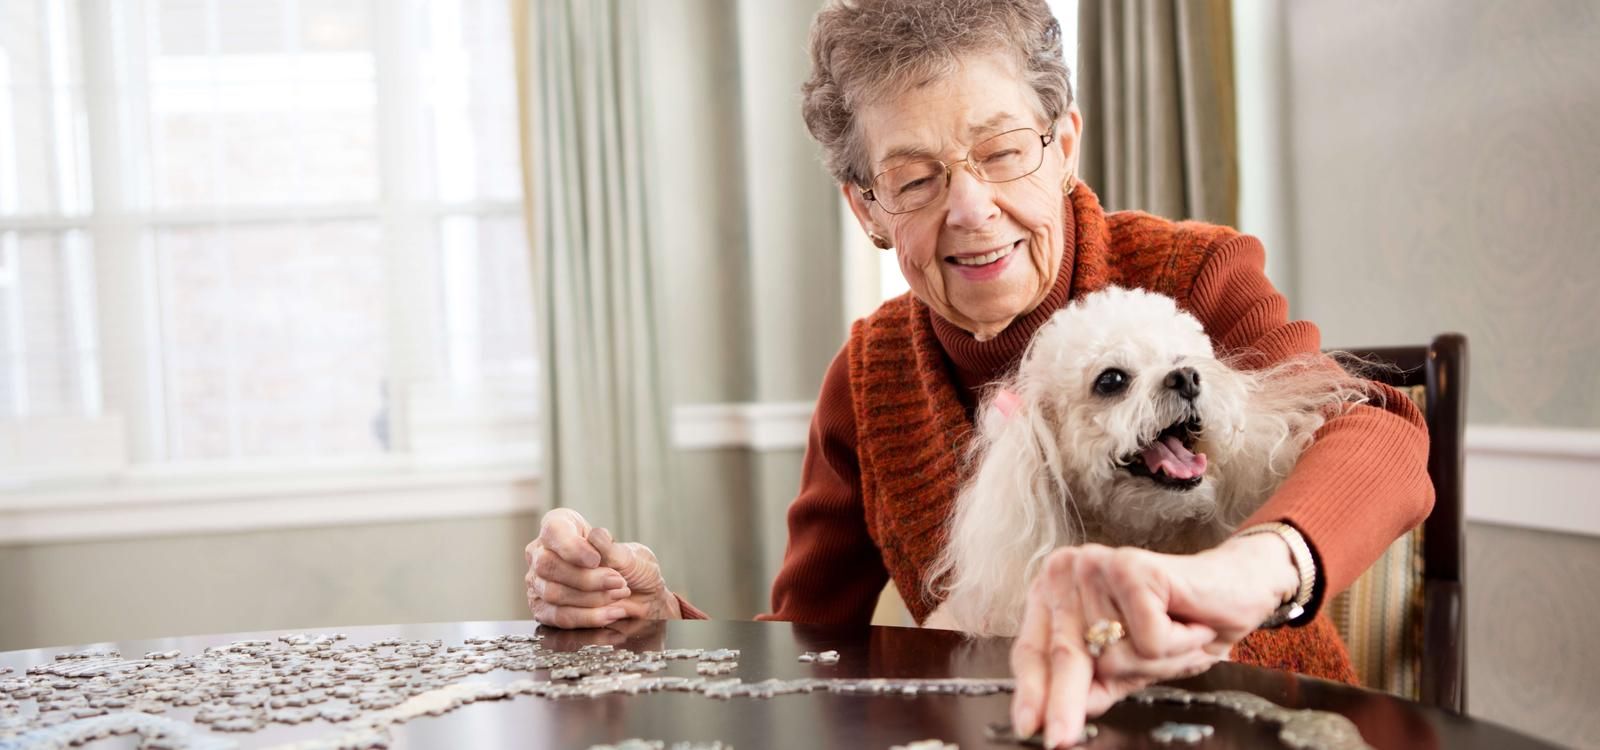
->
[0,231,99,421]
[0,0,535,482]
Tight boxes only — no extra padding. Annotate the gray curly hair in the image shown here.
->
[801,0,1074,188]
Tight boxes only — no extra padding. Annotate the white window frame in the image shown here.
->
[0,0,541,540]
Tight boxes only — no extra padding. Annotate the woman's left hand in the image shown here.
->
[1007,534,1301,748]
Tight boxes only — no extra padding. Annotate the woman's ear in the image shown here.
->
[841,182,888,240]
[1057,103,1084,173]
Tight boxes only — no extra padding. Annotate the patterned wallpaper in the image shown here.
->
[1282,0,1600,428]
[1465,522,1600,748]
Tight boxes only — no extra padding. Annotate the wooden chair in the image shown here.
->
[1327,333,1468,713]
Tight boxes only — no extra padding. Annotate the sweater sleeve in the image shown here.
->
[1186,234,1435,602]
[752,343,890,624]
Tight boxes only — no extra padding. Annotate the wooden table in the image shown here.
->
[0,619,1559,749]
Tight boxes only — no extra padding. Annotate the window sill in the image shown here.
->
[0,448,542,547]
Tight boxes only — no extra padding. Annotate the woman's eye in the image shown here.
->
[895,177,935,195]
[982,148,1021,163]
[1093,369,1129,396]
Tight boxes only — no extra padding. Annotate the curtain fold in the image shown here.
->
[1077,0,1239,225]
[513,0,671,545]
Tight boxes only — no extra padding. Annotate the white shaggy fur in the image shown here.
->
[925,287,1371,636]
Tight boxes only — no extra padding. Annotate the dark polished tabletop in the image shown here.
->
[0,619,1560,749]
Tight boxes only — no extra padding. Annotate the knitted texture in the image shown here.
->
[1232,615,1359,685]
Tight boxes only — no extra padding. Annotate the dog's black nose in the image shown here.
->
[1165,367,1201,400]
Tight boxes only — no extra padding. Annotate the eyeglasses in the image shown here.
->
[860,127,1056,215]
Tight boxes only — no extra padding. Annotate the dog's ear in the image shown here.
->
[980,388,1023,435]
[973,386,1070,513]
[929,386,1073,633]
[970,387,1062,509]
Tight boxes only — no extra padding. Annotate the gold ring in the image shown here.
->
[1084,619,1125,658]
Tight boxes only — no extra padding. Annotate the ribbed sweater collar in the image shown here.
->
[929,184,1110,392]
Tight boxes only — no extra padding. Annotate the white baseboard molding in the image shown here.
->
[0,461,542,547]
[672,405,1600,538]
[672,401,813,452]
[1465,425,1600,538]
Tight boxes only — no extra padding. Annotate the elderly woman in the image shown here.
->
[523,0,1432,747]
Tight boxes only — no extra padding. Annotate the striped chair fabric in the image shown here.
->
[1326,384,1428,699]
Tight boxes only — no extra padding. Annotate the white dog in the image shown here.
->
[925,286,1371,636]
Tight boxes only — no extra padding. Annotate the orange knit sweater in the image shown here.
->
[680,185,1432,684]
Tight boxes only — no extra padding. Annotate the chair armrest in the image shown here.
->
[1420,579,1466,713]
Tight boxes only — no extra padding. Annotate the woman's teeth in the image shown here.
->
[950,243,1015,266]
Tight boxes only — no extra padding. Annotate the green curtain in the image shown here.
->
[514,0,670,546]
[1078,0,1239,225]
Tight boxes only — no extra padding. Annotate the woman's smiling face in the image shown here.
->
[845,54,1081,340]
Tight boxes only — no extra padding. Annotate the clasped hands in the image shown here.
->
[524,509,1298,750]
[523,508,681,629]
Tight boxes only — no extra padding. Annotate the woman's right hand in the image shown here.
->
[523,508,682,628]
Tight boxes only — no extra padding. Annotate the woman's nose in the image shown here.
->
[943,166,1000,229]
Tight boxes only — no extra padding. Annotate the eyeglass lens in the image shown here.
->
[870,128,1047,214]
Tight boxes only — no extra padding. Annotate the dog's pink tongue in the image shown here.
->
[1141,435,1208,479]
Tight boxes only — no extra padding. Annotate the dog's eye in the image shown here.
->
[1093,368,1130,396]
